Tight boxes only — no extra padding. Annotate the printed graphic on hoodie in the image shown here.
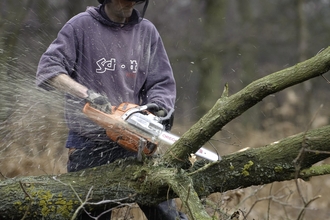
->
[96,58,138,74]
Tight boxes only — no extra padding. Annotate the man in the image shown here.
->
[36,0,187,219]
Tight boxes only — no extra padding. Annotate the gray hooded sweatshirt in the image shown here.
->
[36,6,176,140]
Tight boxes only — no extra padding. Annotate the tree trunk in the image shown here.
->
[1,125,330,220]
[196,0,227,117]
[1,47,330,219]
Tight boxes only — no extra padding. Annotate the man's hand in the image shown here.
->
[85,90,112,114]
[147,103,174,131]
[153,109,167,117]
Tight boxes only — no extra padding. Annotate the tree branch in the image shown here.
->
[189,125,330,196]
[165,173,211,220]
[162,46,330,167]
[300,164,330,178]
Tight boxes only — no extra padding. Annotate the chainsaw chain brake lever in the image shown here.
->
[122,105,149,120]
[122,103,160,121]
[121,103,174,124]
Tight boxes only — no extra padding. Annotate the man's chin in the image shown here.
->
[121,9,133,18]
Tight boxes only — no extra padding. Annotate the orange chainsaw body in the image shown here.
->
[83,102,158,155]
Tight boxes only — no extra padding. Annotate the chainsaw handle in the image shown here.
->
[158,107,174,122]
[121,103,159,120]
[145,103,160,111]
[120,103,174,131]
[145,103,174,121]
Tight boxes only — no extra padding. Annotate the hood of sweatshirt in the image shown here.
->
[86,5,141,29]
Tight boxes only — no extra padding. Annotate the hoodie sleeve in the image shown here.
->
[36,22,78,91]
[141,32,176,112]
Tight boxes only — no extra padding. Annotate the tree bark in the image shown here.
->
[1,47,330,219]
[189,125,330,195]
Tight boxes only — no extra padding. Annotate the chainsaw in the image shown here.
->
[83,102,220,161]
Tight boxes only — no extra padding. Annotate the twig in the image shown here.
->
[84,198,137,220]
[179,183,195,220]
[51,175,69,186]
[235,185,264,210]
[84,203,135,220]
[19,181,32,220]
[238,186,301,220]
[184,184,196,220]
[167,186,171,202]
[69,183,136,220]
[0,171,6,179]
[293,104,323,164]
[242,193,309,220]
[296,195,321,220]
[169,150,185,162]
[187,160,218,176]
[321,74,330,84]
[293,104,323,206]
[70,184,92,220]
[304,149,330,155]
[122,204,133,220]
[209,127,242,148]
[266,183,274,220]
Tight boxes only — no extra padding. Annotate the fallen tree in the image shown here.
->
[1,47,330,220]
